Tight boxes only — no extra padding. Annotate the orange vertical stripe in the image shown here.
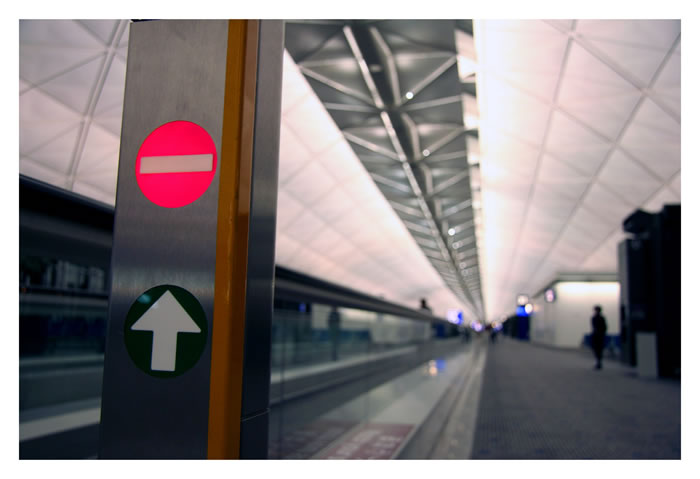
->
[207,19,260,459]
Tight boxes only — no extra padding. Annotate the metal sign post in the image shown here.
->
[99,20,283,459]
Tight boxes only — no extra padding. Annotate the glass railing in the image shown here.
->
[267,301,460,459]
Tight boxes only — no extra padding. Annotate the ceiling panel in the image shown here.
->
[479,74,551,146]
[618,99,680,181]
[653,48,681,117]
[669,173,681,196]
[19,87,82,154]
[278,122,312,184]
[582,183,641,226]
[23,123,81,175]
[597,150,663,205]
[575,19,680,50]
[283,96,344,155]
[19,157,67,189]
[38,54,103,114]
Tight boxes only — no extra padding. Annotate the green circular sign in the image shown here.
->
[124,285,208,378]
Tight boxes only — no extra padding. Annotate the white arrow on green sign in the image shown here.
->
[124,285,208,378]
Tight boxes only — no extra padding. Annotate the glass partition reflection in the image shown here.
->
[268,298,457,459]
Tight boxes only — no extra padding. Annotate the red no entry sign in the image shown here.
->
[135,121,218,208]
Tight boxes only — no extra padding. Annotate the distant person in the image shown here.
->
[591,305,608,370]
[328,306,341,361]
[419,298,432,313]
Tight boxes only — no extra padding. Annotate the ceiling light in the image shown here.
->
[423,149,430,156]
[405,91,414,99]
[448,227,456,236]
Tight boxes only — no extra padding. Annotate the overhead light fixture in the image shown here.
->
[405,91,414,99]
[423,149,430,156]
[448,227,456,236]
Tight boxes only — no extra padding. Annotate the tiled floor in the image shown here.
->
[463,337,681,459]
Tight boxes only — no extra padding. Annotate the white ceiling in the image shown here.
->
[473,20,680,320]
[18,19,681,321]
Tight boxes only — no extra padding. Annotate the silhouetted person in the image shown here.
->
[591,305,607,370]
[328,306,341,361]
[419,298,432,313]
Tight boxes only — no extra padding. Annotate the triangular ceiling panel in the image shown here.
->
[25,123,81,175]
[547,109,610,151]
[538,153,590,183]
[597,150,663,205]
[20,20,105,48]
[284,95,344,155]
[20,157,67,189]
[564,39,637,90]
[568,204,618,236]
[19,87,82,154]
[575,20,680,51]
[19,45,103,88]
[72,179,115,205]
[479,74,551,146]
[275,189,305,231]
[278,122,313,184]
[39,54,104,114]
[619,99,680,181]
[477,21,567,74]
[29,126,80,174]
[558,89,642,141]
[283,161,336,206]
[78,123,120,172]
[501,71,563,105]
[93,55,127,117]
[652,50,681,117]
[583,183,639,225]
[584,38,668,86]
[537,179,589,204]
[669,173,681,196]
[75,166,118,201]
[78,20,119,45]
[317,140,368,184]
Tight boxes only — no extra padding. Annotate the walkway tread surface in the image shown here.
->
[468,338,680,459]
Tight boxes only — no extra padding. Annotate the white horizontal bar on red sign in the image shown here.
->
[140,154,214,174]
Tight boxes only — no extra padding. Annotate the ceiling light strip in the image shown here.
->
[343,23,482,315]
